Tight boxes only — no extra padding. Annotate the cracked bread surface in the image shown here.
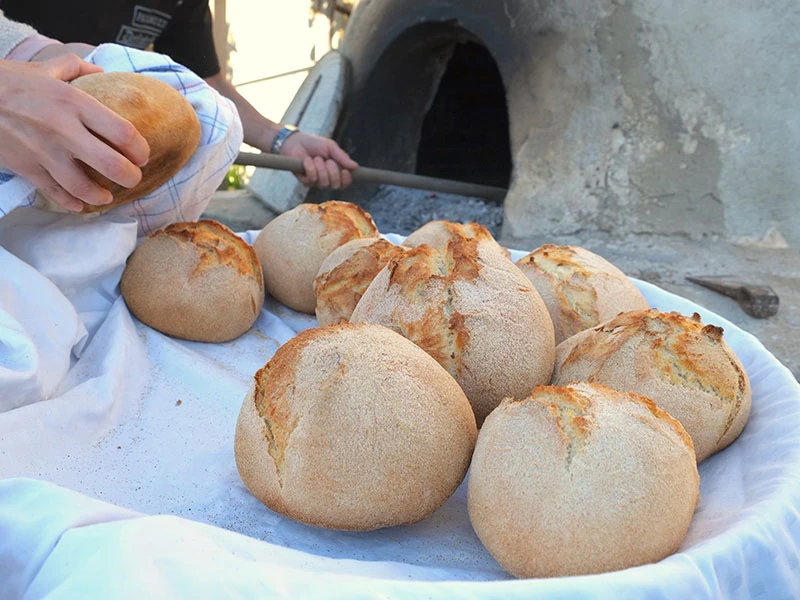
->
[253,201,379,314]
[516,244,649,344]
[350,236,555,426]
[313,237,403,326]
[553,309,751,462]
[234,322,477,531]
[468,382,699,579]
[120,219,263,342]
[402,220,511,259]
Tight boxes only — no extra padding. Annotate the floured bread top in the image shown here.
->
[403,220,510,258]
[153,220,262,281]
[377,239,486,378]
[560,309,749,428]
[314,238,403,326]
[313,200,379,239]
[503,382,696,461]
[516,244,648,343]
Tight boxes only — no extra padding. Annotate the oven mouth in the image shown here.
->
[336,21,512,202]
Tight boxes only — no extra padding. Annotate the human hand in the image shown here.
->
[0,55,150,212]
[280,132,358,190]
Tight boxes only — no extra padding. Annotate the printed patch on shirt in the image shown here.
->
[133,5,172,32]
[116,5,172,49]
[116,25,159,49]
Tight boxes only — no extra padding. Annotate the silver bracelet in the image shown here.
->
[270,125,299,154]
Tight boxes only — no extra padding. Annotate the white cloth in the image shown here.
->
[0,43,243,236]
[0,221,799,598]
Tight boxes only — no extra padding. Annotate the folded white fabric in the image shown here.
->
[0,262,798,599]
[0,43,242,412]
[0,43,243,236]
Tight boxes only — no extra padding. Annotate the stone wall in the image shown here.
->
[499,0,798,248]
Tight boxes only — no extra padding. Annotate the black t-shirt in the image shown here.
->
[1,0,220,78]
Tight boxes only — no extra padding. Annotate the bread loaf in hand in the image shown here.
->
[553,309,751,462]
[468,382,699,578]
[69,72,201,212]
[121,220,263,342]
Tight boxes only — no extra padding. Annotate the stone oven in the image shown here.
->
[331,0,799,248]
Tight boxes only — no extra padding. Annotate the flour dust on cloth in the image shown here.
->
[0,43,242,413]
[1,227,800,598]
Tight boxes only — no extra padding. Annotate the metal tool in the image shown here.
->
[686,276,779,318]
[234,151,508,202]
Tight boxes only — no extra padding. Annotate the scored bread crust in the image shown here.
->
[254,201,379,314]
[516,244,649,344]
[402,220,511,259]
[350,235,555,426]
[69,72,201,212]
[553,309,751,462]
[313,237,403,326]
[234,322,478,530]
[120,219,264,342]
[468,382,699,579]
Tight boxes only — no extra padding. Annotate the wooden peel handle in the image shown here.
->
[234,151,508,202]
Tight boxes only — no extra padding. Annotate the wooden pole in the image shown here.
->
[234,151,508,202]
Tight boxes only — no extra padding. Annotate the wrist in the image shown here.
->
[269,125,299,155]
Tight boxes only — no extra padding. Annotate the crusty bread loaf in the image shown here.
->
[253,201,379,314]
[516,244,649,344]
[553,309,751,462]
[234,322,477,530]
[313,237,403,326]
[402,220,511,259]
[468,382,699,578]
[69,72,201,212]
[350,235,555,426]
[120,219,263,342]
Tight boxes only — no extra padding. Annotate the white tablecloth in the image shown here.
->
[0,214,798,599]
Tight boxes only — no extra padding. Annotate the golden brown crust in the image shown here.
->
[468,382,699,578]
[402,220,511,259]
[516,244,649,344]
[254,201,379,314]
[234,322,478,530]
[318,200,378,238]
[70,72,201,212]
[554,309,751,462]
[154,220,263,283]
[120,219,263,342]
[351,236,555,426]
[313,238,403,326]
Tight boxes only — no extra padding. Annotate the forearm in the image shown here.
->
[204,73,279,152]
[0,10,39,58]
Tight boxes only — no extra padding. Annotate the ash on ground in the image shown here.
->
[356,185,504,238]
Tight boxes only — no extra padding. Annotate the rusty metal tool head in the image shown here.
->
[686,276,779,319]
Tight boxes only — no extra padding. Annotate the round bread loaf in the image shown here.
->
[234,322,477,530]
[402,220,510,259]
[516,244,649,344]
[69,72,201,212]
[552,309,751,463]
[314,237,403,326]
[254,201,379,314]
[468,382,699,578]
[121,219,264,342]
[350,235,555,426]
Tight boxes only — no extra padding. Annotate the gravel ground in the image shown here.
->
[353,185,504,237]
